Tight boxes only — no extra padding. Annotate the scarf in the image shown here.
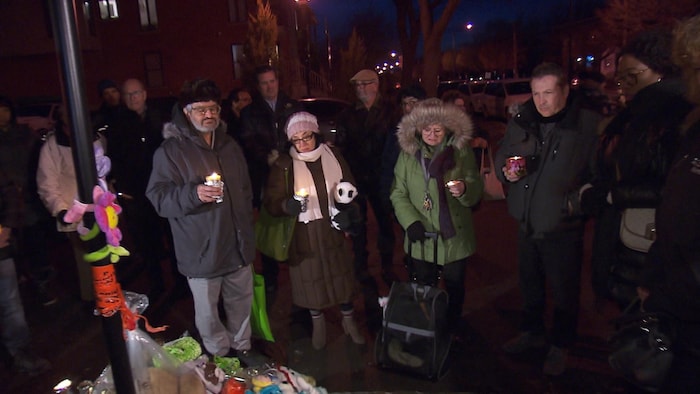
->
[289,143,343,224]
[416,142,457,239]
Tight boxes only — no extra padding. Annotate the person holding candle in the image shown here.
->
[262,111,364,350]
[146,79,260,362]
[494,62,601,375]
[390,98,482,340]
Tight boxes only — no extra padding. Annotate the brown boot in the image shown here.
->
[341,311,366,345]
[311,312,326,350]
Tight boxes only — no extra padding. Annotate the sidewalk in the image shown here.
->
[3,198,633,393]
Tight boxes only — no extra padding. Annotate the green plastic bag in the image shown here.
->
[250,268,275,342]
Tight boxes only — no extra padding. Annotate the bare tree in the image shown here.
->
[393,0,421,87]
[336,28,368,101]
[596,0,699,47]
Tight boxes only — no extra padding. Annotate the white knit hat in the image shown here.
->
[285,111,319,139]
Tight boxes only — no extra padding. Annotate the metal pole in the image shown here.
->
[49,2,135,393]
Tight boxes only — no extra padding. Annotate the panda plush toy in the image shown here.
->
[331,180,360,234]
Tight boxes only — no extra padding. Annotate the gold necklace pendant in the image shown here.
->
[423,192,433,211]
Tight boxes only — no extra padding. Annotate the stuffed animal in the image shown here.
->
[331,181,360,234]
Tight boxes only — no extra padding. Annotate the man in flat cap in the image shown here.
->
[337,69,398,289]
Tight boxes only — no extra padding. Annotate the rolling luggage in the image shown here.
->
[374,232,451,380]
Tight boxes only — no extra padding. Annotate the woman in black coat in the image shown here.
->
[637,15,700,392]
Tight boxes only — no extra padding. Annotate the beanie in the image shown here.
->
[97,79,118,95]
[285,112,319,139]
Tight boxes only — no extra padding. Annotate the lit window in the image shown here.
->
[98,0,119,20]
[138,0,158,29]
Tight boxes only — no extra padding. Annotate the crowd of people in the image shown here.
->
[1,14,699,392]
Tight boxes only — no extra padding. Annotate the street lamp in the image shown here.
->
[451,23,474,78]
[293,0,311,96]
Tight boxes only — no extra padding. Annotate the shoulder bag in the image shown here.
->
[480,146,505,201]
[619,208,655,253]
[254,167,296,261]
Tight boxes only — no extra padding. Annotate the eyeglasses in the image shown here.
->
[125,90,144,98]
[290,134,315,145]
[615,68,648,85]
[188,104,221,116]
[401,98,418,107]
[421,126,445,136]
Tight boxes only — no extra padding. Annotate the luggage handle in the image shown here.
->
[405,231,441,298]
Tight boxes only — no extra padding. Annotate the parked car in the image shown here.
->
[458,80,487,114]
[480,79,532,120]
[437,79,467,99]
[16,101,59,135]
[298,97,351,144]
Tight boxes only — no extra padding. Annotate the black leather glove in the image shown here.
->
[580,186,608,216]
[57,210,69,226]
[285,197,302,216]
[333,210,352,231]
[406,221,427,242]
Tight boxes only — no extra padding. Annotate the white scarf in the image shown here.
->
[289,143,342,224]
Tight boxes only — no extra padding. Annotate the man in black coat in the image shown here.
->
[240,66,302,292]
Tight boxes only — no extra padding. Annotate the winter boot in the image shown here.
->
[311,312,326,350]
[341,310,366,345]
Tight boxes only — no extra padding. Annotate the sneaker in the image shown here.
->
[501,332,547,354]
[13,351,51,376]
[542,345,568,376]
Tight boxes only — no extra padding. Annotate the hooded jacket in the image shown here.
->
[391,98,482,264]
[146,108,255,278]
[495,96,600,236]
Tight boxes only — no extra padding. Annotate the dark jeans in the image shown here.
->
[351,182,395,276]
[121,196,169,291]
[412,257,467,330]
[517,228,583,348]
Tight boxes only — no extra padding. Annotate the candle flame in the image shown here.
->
[296,188,309,197]
[206,172,221,182]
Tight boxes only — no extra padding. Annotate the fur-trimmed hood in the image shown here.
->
[161,104,227,142]
[396,98,473,155]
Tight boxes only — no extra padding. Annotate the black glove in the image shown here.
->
[333,210,352,231]
[57,210,69,226]
[285,197,302,216]
[580,186,608,216]
[406,221,427,242]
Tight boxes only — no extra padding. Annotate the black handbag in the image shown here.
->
[608,299,676,392]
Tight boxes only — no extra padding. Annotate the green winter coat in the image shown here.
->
[390,99,482,264]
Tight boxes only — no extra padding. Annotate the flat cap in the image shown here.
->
[350,69,378,83]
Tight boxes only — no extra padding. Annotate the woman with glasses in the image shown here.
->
[390,98,482,335]
[261,111,365,350]
[580,29,694,309]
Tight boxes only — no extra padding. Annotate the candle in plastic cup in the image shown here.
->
[445,180,458,187]
[205,172,224,203]
[294,188,309,212]
[506,156,527,178]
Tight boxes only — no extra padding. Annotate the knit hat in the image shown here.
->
[285,111,319,139]
[97,79,118,95]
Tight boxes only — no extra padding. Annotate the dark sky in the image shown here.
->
[310,0,567,47]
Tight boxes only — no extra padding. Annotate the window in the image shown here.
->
[231,45,244,80]
[144,52,163,88]
[228,0,247,23]
[138,0,158,29]
[98,0,119,20]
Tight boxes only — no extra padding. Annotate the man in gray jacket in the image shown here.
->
[146,79,257,359]
[495,63,600,376]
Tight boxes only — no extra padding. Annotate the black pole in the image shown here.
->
[49,2,135,393]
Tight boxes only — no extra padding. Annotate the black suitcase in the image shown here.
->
[374,232,451,380]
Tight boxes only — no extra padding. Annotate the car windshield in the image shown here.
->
[301,101,347,119]
[505,82,531,95]
[17,104,54,117]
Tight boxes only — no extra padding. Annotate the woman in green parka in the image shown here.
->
[390,98,483,332]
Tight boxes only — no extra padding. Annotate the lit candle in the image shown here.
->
[295,188,309,197]
[446,180,457,187]
[206,172,221,183]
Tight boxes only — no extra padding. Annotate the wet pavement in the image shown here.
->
[2,196,642,393]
